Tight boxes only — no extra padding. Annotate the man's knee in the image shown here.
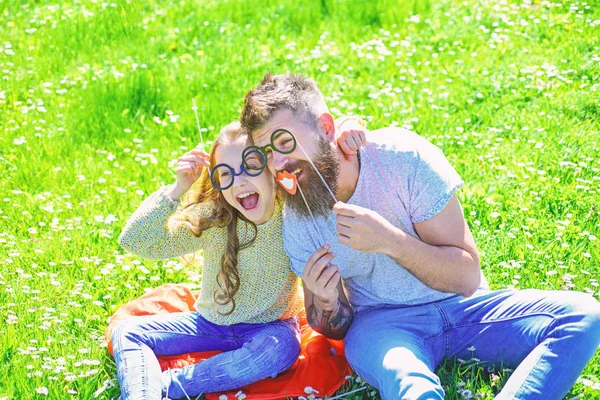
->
[571,293,600,339]
[558,291,600,319]
[380,347,444,400]
[382,347,434,378]
[345,334,443,400]
[550,291,600,345]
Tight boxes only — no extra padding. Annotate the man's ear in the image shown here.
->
[318,113,336,143]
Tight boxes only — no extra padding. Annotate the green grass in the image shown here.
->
[1,0,599,398]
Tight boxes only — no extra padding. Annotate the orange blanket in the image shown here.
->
[105,284,352,399]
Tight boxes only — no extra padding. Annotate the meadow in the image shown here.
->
[1,0,599,398]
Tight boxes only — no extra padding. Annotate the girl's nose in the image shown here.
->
[232,173,247,187]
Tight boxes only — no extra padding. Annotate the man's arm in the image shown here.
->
[301,244,354,340]
[385,195,480,297]
[333,194,481,298]
[304,281,353,340]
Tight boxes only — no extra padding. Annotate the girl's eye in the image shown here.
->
[220,171,231,177]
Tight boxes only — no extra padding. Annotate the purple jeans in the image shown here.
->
[112,312,301,399]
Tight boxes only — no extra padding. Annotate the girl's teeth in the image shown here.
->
[237,192,256,199]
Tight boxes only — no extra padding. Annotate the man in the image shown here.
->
[240,73,600,399]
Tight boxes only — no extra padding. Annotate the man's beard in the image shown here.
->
[281,137,340,218]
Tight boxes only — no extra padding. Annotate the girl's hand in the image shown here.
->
[336,118,367,157]
[172,148,210,197]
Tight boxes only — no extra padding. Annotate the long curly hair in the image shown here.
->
[178,122,257,315]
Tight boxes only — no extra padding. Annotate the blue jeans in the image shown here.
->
[112,312,301,400]
[344,289,600,400]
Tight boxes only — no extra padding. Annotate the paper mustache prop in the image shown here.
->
[276,170,298,195]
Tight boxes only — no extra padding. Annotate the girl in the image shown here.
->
[113,119,366,399]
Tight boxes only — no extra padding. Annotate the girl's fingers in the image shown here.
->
[189,149,209,158]
[177,161,201,172]
[359,131,367,145]
[176,166,197,177]
[178,155,209,165]
[350,132,363,149]
[339,139,353,154]
[348,137,359,151]
[177,154,202,161]
[198,158,211,167]
[177,156,196,163]
[194,159,210,169]
[177,162,200,175]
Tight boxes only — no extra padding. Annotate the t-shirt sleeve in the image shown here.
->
[408,140,464,223]
[282,213,315,278]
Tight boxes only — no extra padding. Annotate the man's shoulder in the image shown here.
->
[363,127,439,170]
[366,127,434,153]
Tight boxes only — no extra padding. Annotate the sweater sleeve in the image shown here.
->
[118,186,212,259]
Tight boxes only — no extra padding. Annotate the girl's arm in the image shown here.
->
[334,116,368,155]
[119,147,212,260]
[118,184,212,260]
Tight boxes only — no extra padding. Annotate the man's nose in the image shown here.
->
[271,151,288,172]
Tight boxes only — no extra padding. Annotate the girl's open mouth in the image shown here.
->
[236,191,259,210]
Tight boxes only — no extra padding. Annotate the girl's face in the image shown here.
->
[214,138,276,225]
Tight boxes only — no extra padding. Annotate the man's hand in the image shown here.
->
[302,244,340,308]
[302,244,354,340]
[333,202,401,253]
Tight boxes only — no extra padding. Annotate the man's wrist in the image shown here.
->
[381,225,407,257]
[313,296,340,313]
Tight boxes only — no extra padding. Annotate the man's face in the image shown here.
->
[252,108,340,217]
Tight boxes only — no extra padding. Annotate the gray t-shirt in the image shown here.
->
[282,128,488,311]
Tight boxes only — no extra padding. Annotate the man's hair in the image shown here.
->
[240,73,329,132]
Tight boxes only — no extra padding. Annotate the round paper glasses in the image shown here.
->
[209,149,266,191]
[241,129,297,172]
[210,129,297,191]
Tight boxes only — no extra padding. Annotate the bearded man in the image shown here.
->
[240,73,600,400]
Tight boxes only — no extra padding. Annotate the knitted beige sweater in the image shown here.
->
[118,187,304,325]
